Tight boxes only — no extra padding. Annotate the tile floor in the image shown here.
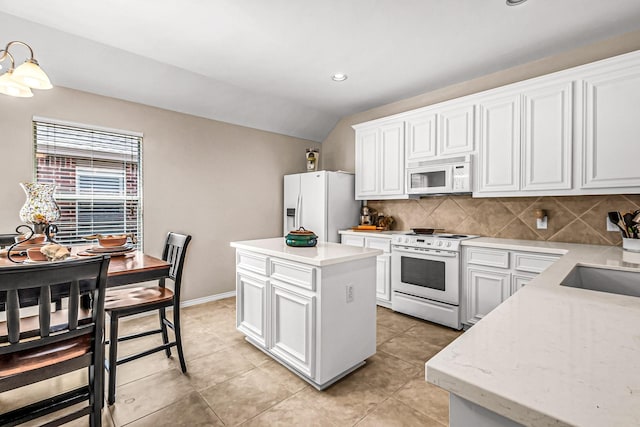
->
[1,297,463,426]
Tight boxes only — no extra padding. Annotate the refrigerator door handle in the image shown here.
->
[295,193,302,229]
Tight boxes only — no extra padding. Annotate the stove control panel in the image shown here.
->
[392,233,477,252]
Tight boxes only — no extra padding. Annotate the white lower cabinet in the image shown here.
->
[511,273,536,294]
[467,267,511,325]
[341,233,393,307]
[375,254,391,302]
[270,281,315,377]
[235,247,377,390]
[463,246,560,326]
[236,270,268,347]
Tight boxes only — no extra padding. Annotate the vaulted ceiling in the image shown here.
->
[2,1,640,141]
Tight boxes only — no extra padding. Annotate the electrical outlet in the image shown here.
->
[606,216,619,232]
[346,284,354,303]
[536,217,548,230]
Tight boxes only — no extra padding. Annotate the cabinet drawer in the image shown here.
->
[365,237,391,253]
[466,247,509,269]
[341,235,365,247]
[513,252,559,274]
[270,259,316,291]
[237,250,269,276]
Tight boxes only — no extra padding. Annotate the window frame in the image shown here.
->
[32,116,144,249]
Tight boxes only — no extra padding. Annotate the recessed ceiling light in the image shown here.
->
[506,0,528,5]
[331,73,348,82]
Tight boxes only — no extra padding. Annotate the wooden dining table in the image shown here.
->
[0,247,171,287]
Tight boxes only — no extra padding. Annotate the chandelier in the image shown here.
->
[0,40,53,98]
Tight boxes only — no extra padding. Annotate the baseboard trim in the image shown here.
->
[119,290,236,321]
[181,290,236,308]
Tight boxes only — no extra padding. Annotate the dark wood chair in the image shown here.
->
[105,232,191,405]
[0,255,110,427]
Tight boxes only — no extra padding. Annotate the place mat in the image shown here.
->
[24,256,79,264]
[86,244,134,254]
[78,249,135,257]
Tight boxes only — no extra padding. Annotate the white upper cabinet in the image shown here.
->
[354,127,379,198]
[354,120,406,199]
[404,104,475,163]
[379,122,405,195]
[477,94,521,193]
[355,50,640,199]
[438,104,475,156]
[582,66,640,189]
[477,81,574,196]
[522,81,573,191]
[405,112,437,162]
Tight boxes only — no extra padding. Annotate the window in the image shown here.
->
[33,118,142,247]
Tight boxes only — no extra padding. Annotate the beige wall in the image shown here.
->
[0,87,319,301]
[322,29,640,172]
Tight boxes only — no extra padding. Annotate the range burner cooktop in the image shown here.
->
[392,233,477,251]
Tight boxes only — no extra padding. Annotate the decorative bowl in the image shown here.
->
[285,228,318,247]
[27,247,48,261]
[98,235,128,247]
[15,234,45,244]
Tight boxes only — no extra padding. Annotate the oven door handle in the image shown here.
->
[392,246,458,257]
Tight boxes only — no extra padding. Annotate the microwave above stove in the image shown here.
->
[406,154,471,195]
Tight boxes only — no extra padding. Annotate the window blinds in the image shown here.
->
[33,119,143,247]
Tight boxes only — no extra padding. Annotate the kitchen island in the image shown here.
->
[230,237,382,389]
[427,238,640,427]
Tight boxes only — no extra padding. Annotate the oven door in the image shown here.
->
[406,165,453,195]
[391,245,459,305]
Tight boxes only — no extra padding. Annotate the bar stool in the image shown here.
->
[104,232,191,405]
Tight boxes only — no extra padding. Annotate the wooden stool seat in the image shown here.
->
[0,335,91,378]
[105,287,173,311]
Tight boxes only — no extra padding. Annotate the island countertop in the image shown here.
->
[427,238,640,427]
[230,237,382,267]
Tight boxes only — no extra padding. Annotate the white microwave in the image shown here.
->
[406,155,471,195]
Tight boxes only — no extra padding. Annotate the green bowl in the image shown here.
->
[285,237,317,247]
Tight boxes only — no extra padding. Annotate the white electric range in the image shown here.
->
[391,232,477,330]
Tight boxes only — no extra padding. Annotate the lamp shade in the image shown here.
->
[12,59,52,90]
[0,72,33,97]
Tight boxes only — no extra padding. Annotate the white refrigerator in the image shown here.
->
[284,171,359,243]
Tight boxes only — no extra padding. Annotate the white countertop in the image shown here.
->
[427,238,640,426]
[230,237,382,267]
[338,229,396,238]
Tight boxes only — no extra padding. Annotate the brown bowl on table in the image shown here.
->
[27,247,48,261]
[15,234,46,244]
[98,235,128,247]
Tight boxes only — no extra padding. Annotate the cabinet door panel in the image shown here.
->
[522,82,572,191]
[355,128,379,198]
[406,112,437,161]
[583,69,640,188]
[467,267,510,324]
[511,273,536,294]
[438,104,475,156]
[478,95,521,193]
[237,272,268,347]
[270,282,315,377]
[375,254,391,302]
[379,122,405,195]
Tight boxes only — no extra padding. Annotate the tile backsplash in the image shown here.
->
[369,194,640,246]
